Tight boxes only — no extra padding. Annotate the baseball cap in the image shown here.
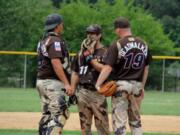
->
[86,24,102,34]
[114,17,130,29]
[44,14,62,31]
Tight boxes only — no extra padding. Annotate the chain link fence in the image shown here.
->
[0,51,179,92]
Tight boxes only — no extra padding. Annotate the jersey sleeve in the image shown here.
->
[47,41,63,59]
[145,49,152,65]
[71,54,79,73]
[103,43,118,66]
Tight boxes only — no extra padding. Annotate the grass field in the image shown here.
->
[0,88,180,115]
[0,88,180,135]
[0,129,179,135]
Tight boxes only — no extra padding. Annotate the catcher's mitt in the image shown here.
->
[79,36,97,56]
[98,81,117,97]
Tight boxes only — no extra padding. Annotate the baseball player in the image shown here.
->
[71,24,110,135]
[36,14,73,135]
[96,17,152,135]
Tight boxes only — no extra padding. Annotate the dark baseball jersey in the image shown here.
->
[37,32,69,80]
[72,47,107,86]
[104,36,152,81]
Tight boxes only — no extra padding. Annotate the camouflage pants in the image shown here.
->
[112,80,143,135]
[77,87,110,135]
[36,79,69,135]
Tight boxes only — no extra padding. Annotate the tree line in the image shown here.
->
[0,0,178,90]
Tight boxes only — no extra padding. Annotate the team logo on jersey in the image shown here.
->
[54,42,61,51]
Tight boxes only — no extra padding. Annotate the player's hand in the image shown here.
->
[64,84,73,96]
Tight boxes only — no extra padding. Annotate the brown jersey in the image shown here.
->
[37,32,70,80]
[72,47,107,86]
[104,36,152,81]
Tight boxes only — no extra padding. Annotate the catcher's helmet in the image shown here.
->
[86,24,101,34]
[44,14,62,31]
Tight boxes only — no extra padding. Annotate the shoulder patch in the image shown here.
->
[54,42,61,51]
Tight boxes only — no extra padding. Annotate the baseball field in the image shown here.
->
[0,88,180,135]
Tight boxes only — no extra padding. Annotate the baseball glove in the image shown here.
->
[98,81,117,97]
[79,37,97,56]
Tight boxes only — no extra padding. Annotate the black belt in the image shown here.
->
[79,84,96,91]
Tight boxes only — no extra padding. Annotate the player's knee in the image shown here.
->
[129,120,141,128]
[46,113,69,135]
[58,96,69,112]
[39,115,51,135]
[114,126,126,135]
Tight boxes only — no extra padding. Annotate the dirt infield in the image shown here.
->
[0,112,180,134]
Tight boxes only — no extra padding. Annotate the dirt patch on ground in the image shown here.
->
[0,112,180,134]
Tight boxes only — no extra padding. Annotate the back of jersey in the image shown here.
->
[105,36,151,81]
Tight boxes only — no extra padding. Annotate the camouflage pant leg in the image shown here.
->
[128,81,143,135]
[77,88,110,135]
[112,92,128,135]
[37,79,51,135]
[36,79,70,135]
[128,94,143,135]
[112,81,143,135]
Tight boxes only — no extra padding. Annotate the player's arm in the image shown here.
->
[51,58,73,96]
[90,60,104,72]
[70,55,80,92]
[141,48,152,98]
[51,59,69,85]
[95,65,112,90]
[142,48,152,89]
[71,71,79,91]
[142,65,149,89]
[96,43,118,89]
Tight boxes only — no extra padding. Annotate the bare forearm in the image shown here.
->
[51,59,69,85]
[96,65,112,87]
[71,71,79,90]
[142,65,149,88]
[90,59,104,72]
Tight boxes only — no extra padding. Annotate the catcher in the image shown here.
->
[36,14,73,135]
[71,24,110,135]
[96,17,152,135]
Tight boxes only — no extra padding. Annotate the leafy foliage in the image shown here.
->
[59,0,174,55]
[0,0,176,88]
[134,0,180,53]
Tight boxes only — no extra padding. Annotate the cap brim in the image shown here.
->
[44,23,58,31]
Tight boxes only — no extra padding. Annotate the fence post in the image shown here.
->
[161,59,165,92]
[23,54,27,89]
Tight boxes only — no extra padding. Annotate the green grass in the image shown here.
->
[141,91,180,115]
[0,88,40,112]
[0,129,179,135]
[0,88,180,115]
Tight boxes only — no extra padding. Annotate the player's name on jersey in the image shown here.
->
[120,41,147,57]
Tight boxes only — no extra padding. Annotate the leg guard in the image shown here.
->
[46,111,69,135]
[39,115,51,135]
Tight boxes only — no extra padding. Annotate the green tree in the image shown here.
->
[0,0,175,88]
[0,0,53,87]
[134,0,180,50]
[59,0,174,55]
